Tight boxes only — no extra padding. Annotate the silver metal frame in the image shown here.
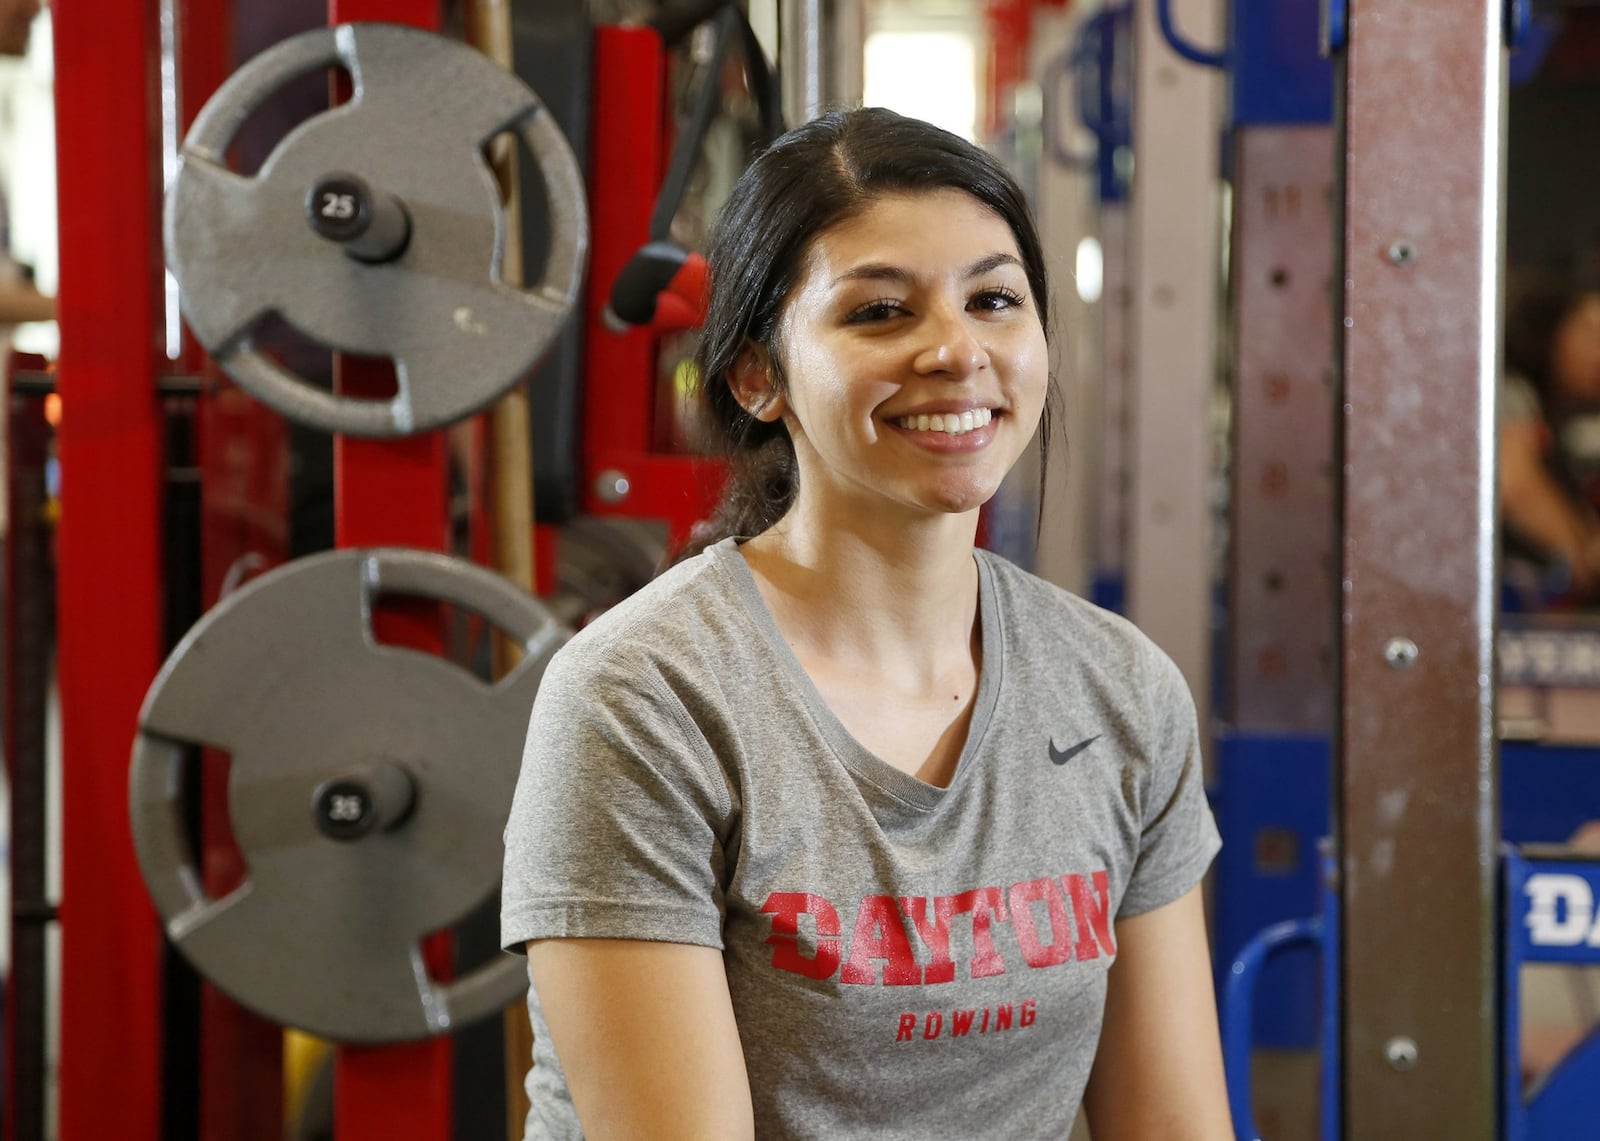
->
[1228,125,1337,732]
[779,0,864,124]
[1128,0,1227,722]
[1336,0,1503,1132]
[1031,3,1100,598]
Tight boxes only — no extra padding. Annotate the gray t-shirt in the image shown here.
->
[501,538,1220,1139]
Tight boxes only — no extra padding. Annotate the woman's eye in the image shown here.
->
[846,299,903,323]
[971,287,1025,312]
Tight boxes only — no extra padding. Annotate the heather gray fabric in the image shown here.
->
[502,537,1220,1140]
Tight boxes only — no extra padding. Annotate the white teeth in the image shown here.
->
[895,408,994,436]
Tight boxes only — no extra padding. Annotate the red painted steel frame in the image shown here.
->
[52,2,168,1139]
[581,28,724,548]
[326,3,453,1140]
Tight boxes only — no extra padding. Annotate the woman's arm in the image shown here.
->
[1501,418,1600,591]
[0,282,53,325]
[1082,885,1233,1141]
[526,938,755,1141]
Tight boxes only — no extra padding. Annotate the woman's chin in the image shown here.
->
[915,478,1005,518]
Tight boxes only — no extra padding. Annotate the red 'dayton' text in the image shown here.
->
[759,870,1117,985]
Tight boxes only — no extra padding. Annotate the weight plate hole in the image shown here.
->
[227,65,353,177]
[369,595,520,686]
[421,891,505,985]
[482,129,554,286]
[187,746,253,898]
[241,313,400,400]
[246,312,333,385]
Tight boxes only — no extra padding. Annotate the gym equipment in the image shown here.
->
[1503,848,1600,1140]
[129,547,566,1043]
[1224,843,1600,1139]
[605,3,782,334]
[165,22,588,437]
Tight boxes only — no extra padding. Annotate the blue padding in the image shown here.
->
[1212,736,1600,1051]
[1318,851,1341,1141]
[1212,731,1329,1048]
[1510,15,1560,88]
[1221,917,1324,1139]
[1504,850,1600,1140]
[1504,742,1600,845]
[1231,0,1334,125]
[1089,571,1125,616]
[1528,1027,1600,1141]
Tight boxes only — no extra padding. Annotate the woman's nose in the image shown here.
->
[913,310,989,378]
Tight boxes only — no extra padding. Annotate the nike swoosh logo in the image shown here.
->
[1049,735,1100,765]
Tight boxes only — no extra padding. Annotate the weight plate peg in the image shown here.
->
[311,761,416,841]
[306,173,412,263]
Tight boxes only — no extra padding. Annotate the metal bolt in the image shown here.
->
[1385,1036,1419,1071]
[1383,637,1419,670]
[594,469,631,505]
[1385,240,1417,266]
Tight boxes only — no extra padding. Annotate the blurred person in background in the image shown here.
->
[0,0,52,334]
[1500,262,1600,606]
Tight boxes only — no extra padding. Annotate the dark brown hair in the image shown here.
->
[1506,264,1600,406]
[677,107,1058,560]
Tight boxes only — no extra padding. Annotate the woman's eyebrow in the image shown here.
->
[832,262,913,287]
[831,252,1022,287]
[965,252,1023,277]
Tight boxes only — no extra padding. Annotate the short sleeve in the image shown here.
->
[1117,652,1222,918]
[1501,373,1543,427]
[500,639,732,953]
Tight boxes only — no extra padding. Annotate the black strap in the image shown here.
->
[643,3,786,243]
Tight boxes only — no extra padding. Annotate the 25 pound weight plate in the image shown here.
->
[130,548,567,1043]
[165,22,588,436]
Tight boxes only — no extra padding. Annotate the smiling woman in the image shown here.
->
[501,108,1232,1141]
[734,189,1048,528]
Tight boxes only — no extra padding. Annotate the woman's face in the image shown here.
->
[1553,293,1600,402]
[760,189,1049,527]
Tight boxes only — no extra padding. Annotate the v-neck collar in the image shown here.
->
[709,537,1004,812]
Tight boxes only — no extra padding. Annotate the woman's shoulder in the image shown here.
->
[545,540,750,683]
[978,550,1167,659]
[1502,372,1544,424]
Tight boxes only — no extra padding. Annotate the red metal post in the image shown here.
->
[172,1,295,1137]
[581,29,660,473]
[581,28,724,548]
[325,3,453,1140]
[52,1,168,1139]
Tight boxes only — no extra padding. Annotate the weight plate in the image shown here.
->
[165,23,589,436]
[130,548,567,1043]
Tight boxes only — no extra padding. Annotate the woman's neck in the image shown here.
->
[738,505,982,687]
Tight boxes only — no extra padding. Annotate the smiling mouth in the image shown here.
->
[892,408,994,436]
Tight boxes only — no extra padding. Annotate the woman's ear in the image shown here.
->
[729,344,786,422]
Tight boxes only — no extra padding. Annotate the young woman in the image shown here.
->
[502,108,1230,1140]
